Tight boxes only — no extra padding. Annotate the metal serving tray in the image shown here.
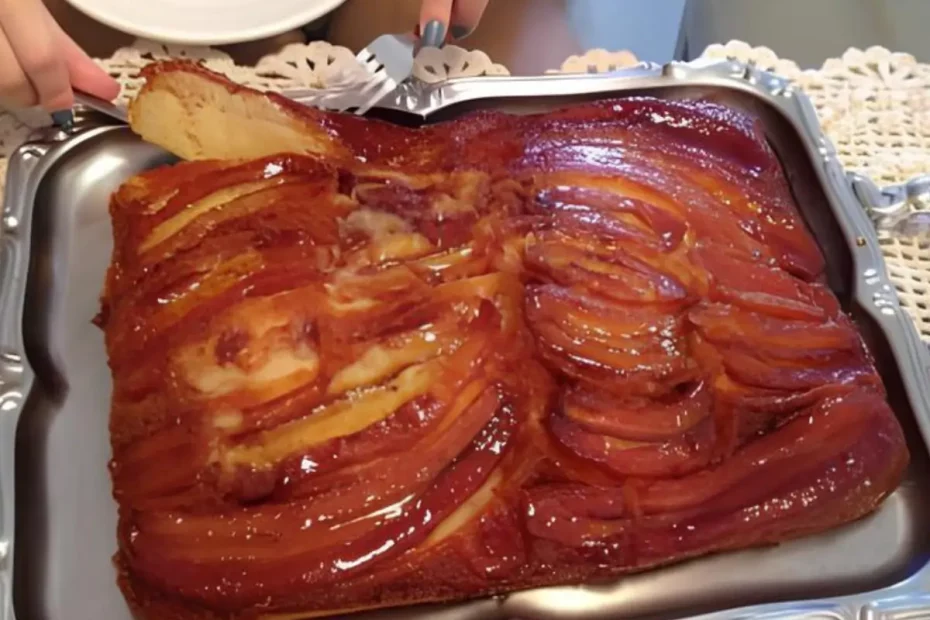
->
[2,59,930,620]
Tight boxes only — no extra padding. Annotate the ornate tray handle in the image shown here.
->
[850,172,930,240]
[0,140,49,620]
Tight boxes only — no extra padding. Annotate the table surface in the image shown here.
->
[679,0,930,68]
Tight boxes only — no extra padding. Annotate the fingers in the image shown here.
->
[419,0,489,46]
[48,13,121,101]
[449,0,490,41]
[419,0,453,47]
[0,29,37,107]
[0,0,72,110]
[0,0,118,112]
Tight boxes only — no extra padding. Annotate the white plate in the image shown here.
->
[65,0,347,45]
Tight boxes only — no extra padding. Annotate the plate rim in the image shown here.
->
[63,0,347,45]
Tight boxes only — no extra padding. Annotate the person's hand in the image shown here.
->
[418,0,490,47]
[0,0,120,114]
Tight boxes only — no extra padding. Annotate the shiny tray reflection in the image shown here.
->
[2,60,930,620]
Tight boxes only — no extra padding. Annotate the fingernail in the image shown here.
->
[421,19,446,48]
[51,109,74,129]
[450,24,472,40]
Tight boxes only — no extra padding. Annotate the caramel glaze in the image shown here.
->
[100,66,909,620]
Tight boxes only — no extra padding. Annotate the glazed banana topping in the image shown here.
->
[99,62,909,620]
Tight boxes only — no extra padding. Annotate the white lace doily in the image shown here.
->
[1,40,928,340]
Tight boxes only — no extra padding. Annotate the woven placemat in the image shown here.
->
[1,39,927,340]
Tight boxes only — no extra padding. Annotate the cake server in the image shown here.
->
[328,32,417,115]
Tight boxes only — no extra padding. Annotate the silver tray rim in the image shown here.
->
[2,58,930,620]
